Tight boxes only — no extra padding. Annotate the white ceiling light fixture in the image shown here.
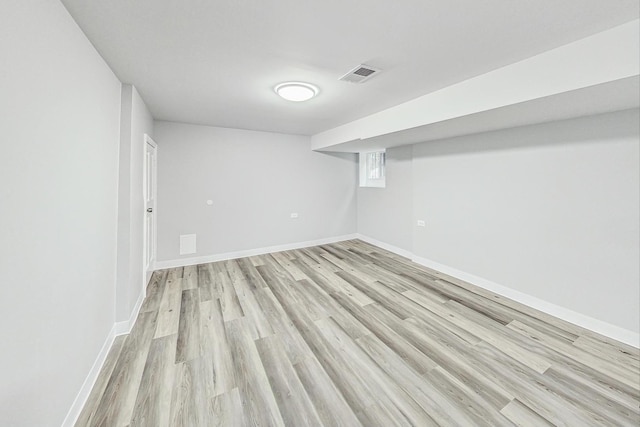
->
[275,82,319,102]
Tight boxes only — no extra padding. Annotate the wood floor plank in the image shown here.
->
[579,329,640,358]
[542,366,640,425]
[331,243,377,265]
[318,244,347,260]
[319,250,381,284]
[351,241,411,263]
[432,277,580,343]
[182,265,198,290]
[423,366,516,426]
[255,335,324,426]
[91,311,158,426]
[507,319,638,389]
[441,300,552,374]
[401,289,483,345]
[573,334,640,367]
[166,267,183,281]
[402,259,592,340]
[332,291,438,374]
[140,270,167,313]
[154,278,182,339]
[404,311,593,425]
[467,340,621,426]
[286,305,379,425]
[225,318,285,427]
[210,388,247,427]
[549,362,639,414]
[236,292,274,341]
[200,299,236,397]
[248,254,267,267]
[364,303,515,411]
[402,271,516,326]
[291,258,342,294]
[224,259,252,299]
[293,355,363,427]
[255,262,302,306]
[227,261,274,340]
[316,317,438,427]
[294,250,374,306]
[500,399,554,426]
[175,289,200,363]
[412,272,580,344]
[235,257,268,290]
[130,334,176,427]
[445,302,640,407]
[297,278,371,339]
[169,358,209,426]
[197,264,215,302]
[354,333,470,427]
[216,270,244,322]
[253,287,314,365]
[269,252,308,281]
[79,239,640,427]
[295,247,325,265]
[336,271,415,319]
[75,335,127,427]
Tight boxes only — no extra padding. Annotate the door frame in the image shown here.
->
[143,134,158,289]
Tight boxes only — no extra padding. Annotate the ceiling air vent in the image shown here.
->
[339,64,381,83]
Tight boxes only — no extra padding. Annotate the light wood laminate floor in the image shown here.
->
[76,240,640,426]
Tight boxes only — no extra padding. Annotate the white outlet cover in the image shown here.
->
[290,212,299,218]
[417,220,426,227]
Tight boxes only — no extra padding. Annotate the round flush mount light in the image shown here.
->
[274,82,319,102]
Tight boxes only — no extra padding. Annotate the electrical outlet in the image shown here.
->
[417,220,426,227]
[290,212,299,219]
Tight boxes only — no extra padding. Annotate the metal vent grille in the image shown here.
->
[353,67,376,77]
[339,64,381,83]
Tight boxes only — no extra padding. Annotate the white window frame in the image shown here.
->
[359,151,386,188]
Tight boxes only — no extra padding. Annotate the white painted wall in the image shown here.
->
[358,109,639,335]
[412,109,639,334]
[358,146,413,252]
[0,0,122,425]
[115,85,154,323]
[154,121,357,262]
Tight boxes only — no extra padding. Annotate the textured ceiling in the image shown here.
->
[60,0,639,135]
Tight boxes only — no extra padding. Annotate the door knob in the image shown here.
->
[147,208,153,213]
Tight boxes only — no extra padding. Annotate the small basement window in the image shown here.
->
[359,151,386,188]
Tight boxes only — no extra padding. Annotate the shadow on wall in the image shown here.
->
[412,108,640,159]
[317,151,359,161]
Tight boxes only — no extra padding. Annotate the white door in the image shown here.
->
[143,135,158,283]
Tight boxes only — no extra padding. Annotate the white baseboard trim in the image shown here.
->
[114,287,146,336]
[154,233,359,270]
[412,255,639,348]
[356,234,639,349]
[355,234,413,259]
[61,323,116,427]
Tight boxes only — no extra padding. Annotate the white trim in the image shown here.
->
[154,234,359,270]
[144,133,158,149]
[412,255,640,348]
[114,287,146,336]
[143,134,158,294]
[61,324,116,427]
[355,233,413,259]
[357,234,640,349]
